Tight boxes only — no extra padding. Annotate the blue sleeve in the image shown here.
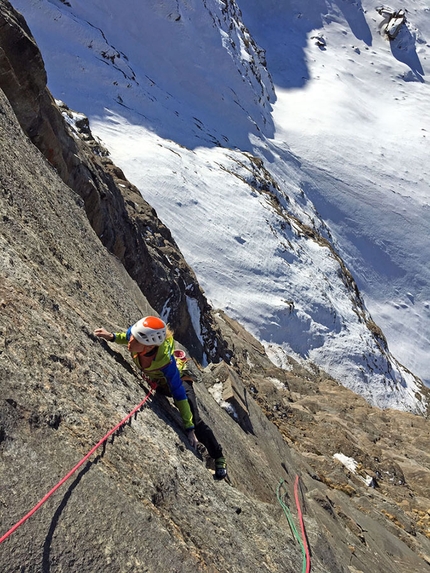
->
[161,359,188,401]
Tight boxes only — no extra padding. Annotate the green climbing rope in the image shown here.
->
[276,478,307,573]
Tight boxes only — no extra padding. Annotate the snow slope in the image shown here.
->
[11,0,430,412]
[240,0,430,386]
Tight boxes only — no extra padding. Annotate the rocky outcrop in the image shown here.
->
[2,2,430,572]
[0,0,227,364]
[376,6,407,39]
[214,310,430,565]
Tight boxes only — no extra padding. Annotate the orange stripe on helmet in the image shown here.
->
[142,316,166,329]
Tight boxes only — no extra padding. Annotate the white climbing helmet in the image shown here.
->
[131,316,167,346]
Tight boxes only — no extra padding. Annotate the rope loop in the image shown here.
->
[276,476,311,573]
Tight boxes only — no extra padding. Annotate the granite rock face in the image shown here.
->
[0,0,225,364]
[1,2,430,572]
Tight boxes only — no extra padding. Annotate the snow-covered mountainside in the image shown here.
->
[12,0,430,412]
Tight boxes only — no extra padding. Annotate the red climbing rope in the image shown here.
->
[0,388,154,544]
[294,475,311,573]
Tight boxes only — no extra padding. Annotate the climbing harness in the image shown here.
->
[276,476,311,573]
[0,387,154,544]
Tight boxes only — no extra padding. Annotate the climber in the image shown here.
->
[94,316,227,480]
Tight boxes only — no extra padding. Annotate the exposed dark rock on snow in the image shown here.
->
[1,2,430,572]
[376,7,407,40]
